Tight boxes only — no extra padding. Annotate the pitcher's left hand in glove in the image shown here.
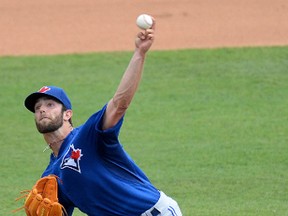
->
[14,175,67,216]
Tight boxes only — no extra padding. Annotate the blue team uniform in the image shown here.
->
[41,104,160,215]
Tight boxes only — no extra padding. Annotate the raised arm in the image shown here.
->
[102,18,156,130]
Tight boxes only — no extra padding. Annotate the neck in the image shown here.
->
[43,125,73,157]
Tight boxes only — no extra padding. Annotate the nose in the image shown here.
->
[36,105,46,113]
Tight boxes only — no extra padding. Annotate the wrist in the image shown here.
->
[134,48,147,59]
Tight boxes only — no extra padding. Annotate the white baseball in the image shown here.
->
[136,14,153,30]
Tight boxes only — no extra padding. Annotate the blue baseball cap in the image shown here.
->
[24,86,72,113]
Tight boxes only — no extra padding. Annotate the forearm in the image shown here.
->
[102,49,146,130]
[113,49,145,110]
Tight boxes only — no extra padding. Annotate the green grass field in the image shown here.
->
[1,46,288,215]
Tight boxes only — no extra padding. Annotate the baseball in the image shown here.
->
[136,14,153,30]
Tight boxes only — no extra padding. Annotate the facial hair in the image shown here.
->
[35,112,64,134]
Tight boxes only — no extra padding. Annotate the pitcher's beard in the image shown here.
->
[35,115,63,134]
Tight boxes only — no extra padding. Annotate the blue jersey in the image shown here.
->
[42,105,160,215]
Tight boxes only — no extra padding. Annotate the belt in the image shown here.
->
[150,207,161,216]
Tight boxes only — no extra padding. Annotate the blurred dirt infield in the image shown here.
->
[0,0,288,56]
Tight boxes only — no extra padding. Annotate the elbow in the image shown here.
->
[112,97,130,114]
[116,103,129,114]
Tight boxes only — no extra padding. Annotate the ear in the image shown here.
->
[63,109,73,121]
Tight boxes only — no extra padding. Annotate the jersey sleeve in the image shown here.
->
[93,104,124,146]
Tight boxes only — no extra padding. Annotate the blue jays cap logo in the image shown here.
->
[38,86,51,93]
[61,144,83,173]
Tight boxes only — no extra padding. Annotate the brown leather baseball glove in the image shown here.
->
[14,175,67,216]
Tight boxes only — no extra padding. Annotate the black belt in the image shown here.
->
[150,207,161,216]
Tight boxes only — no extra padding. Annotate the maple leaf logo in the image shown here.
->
[38,86,51,93]
[71,150,81,160]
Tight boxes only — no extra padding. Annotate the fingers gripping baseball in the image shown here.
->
[135,17,156,53]
[137,29,155,40]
